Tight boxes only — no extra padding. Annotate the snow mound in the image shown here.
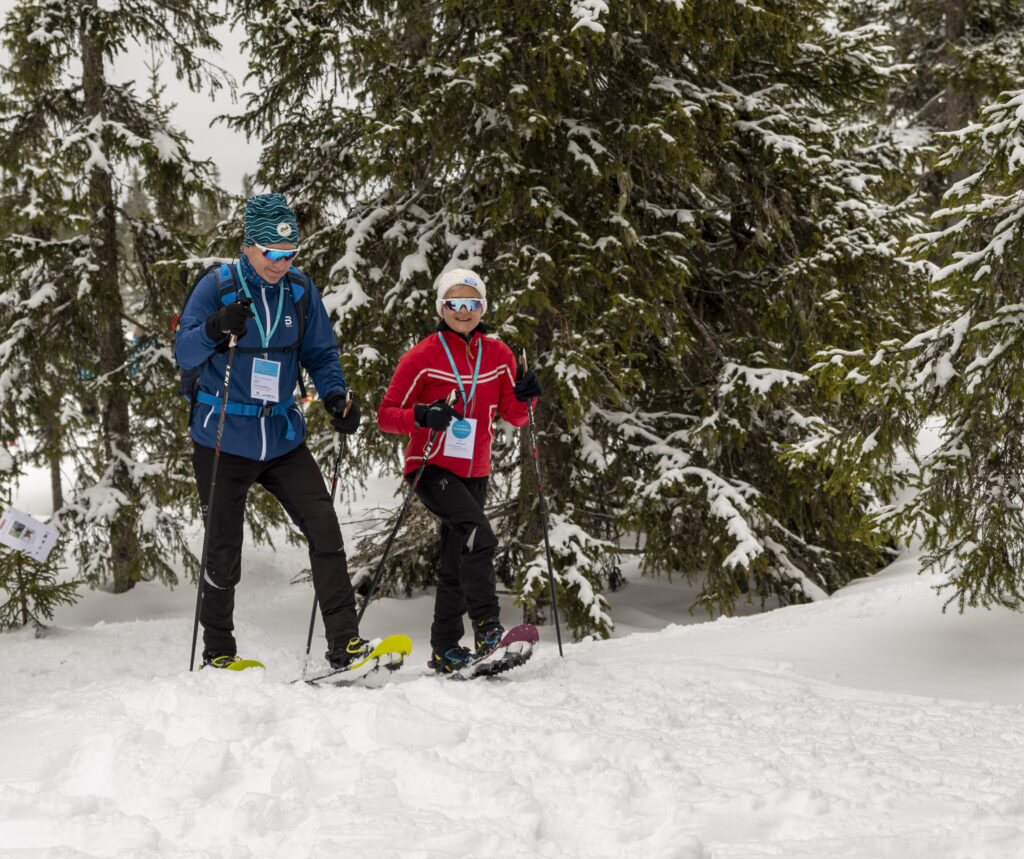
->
[2,554,1024,857]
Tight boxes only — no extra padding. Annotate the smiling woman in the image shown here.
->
[439,285,484,336]
[376,267,545,675]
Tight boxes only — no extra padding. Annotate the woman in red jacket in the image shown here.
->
[377,268,542,673]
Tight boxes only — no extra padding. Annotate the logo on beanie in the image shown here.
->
[463,277,479,287]
[277,222,293,238]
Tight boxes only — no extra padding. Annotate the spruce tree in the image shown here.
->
[230,0,925,635]
[0,547,79,631]
[0,0,228,592]
[886,91,1024,610]
[822,3,1024,610]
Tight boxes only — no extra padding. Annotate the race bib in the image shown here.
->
[443,417,477,459]
[251,358,281,402]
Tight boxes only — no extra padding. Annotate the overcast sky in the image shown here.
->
[112,21,261,195]
[0,2,261,194]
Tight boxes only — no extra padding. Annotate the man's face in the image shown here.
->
[243,242,297,284]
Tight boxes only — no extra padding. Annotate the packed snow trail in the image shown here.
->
[3,584,1024,858]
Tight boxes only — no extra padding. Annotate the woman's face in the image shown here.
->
[440,285,485,335]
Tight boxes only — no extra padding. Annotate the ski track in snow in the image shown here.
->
[2,611,1024,858]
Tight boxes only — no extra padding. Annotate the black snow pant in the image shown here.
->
[193,442,358,655]
[412,466,500,653]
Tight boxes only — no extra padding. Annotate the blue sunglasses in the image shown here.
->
[443,298,484,312]
[247,235,299,262]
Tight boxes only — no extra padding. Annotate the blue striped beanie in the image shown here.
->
[244,193,299,245]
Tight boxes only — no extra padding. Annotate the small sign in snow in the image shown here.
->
[0,507,59,562]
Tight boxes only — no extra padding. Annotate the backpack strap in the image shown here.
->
[209,264,238,354]
[215,263,238,302]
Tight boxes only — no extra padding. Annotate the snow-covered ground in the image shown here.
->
[2,471,1024,857]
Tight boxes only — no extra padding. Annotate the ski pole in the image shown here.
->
[521,350,564,657]
[356,390,457,624]
[304,391,351,657]
[190,333,239,671]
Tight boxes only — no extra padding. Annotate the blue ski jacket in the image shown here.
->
[174,260,347,461]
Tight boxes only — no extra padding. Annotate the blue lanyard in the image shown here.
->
[437,332,482,410]
[236,261,284,350]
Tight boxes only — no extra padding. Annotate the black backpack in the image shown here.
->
[172,263,311,419]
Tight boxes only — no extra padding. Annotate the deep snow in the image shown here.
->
[2,472,1024,858]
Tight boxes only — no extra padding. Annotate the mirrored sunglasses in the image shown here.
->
[443,298,484,312]
[247,235,299,262]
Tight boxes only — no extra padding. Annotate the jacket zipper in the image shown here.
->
[258,286,270,461]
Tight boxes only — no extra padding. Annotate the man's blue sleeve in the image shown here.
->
[174,272,224,371]
[299,280,347,396]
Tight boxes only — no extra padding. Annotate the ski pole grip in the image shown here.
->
[446,390,457,406]
[343,390,352,417]
[521,349,528,373]
[228,334,238,349]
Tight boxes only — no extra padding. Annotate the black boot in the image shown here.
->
[325,635,372,670]
[201,650,241,670]
[472,617,505,658]
[428,645,473,674]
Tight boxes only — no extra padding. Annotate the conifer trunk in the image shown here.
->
[41,421,63,513]
[81,4,140,593]
[943,0,971,131]
[16,556,28,628]
[49,452,62,513]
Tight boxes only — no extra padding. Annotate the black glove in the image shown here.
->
[324,391,361,435]
[514,367,543,402]
[205,297,254,340]
[414,399,463,432]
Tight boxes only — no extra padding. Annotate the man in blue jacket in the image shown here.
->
[175,193,370,670]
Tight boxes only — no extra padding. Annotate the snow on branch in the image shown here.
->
[718,362,806,398]
[522,512,613,630]
[570,0,609,33]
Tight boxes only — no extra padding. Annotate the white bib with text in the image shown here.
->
[443,417,477,459]
[251,358,281,402]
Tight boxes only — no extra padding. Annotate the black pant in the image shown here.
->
[193,443,357,654]
[412,466,499,652]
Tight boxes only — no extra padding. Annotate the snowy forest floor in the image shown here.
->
[2,473,1024,857]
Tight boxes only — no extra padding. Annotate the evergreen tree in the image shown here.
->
[0,547,79,631]
[0,0,228,592]
[840,0,1024,202]
[882,92,1024,610]
[821,3,1024,610]
[230,0,926,635]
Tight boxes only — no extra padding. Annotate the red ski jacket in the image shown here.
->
[377,325,531,478]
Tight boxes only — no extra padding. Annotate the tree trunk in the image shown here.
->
[943,0,972,131]
[81,4,140,593]
[48,440,63,514]
[16,555,29,628]
[39,420,64,513]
